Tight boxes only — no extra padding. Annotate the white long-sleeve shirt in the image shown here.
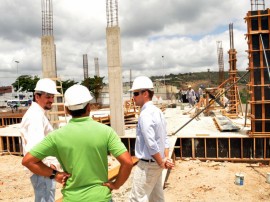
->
[20,102,59,168]
[135,101,170,160]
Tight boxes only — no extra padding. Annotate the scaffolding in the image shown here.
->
[245,6,270,136]
[226,23,241,116]
[214,24,242,117]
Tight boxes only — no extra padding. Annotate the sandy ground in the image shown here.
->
[1,106,270,201]
[1,154,270,202]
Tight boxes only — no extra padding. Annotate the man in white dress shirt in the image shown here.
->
[129,76,174,202]
[20,78,60,202]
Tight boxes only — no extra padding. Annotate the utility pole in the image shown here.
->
[162,56,165,85]
[15,61,19,99]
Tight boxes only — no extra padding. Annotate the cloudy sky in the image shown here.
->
[0,0,269,86]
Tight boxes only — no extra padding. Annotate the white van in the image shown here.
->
[6,99,32,108]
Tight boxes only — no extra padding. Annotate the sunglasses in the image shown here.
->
[133,90,146,97]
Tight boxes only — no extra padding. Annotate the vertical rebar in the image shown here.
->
[41,0,53,36]
[106,0,118,27]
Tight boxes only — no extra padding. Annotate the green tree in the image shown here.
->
[12,75,40,96]
[58,79,78,94]
[240,87,249,104]
[81,76,105,103]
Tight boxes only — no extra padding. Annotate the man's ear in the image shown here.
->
[86,103,91,114]
[65,107,71,115]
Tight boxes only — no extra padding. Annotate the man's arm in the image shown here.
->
[103,151,133,190]
[22,152,70,185]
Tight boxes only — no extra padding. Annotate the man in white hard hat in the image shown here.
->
[20,78,61,202]
[22,84,133,201]
[186,84,196,107]
[129,76,174,202]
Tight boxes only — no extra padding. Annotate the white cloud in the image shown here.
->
[0,0,269,86]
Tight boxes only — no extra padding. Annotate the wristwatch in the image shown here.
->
[50,169,58,179]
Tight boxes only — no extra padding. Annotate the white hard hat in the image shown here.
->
[34,78,59,94]
[188,85,191,88]
[64,84,93,111]
[129,76,154,91]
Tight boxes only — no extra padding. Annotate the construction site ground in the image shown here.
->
[1,105,270,201]
[1,155,270,201]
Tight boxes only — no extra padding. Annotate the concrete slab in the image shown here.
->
[0,124,20,137]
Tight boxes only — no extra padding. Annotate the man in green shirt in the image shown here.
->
[22,84,133,202]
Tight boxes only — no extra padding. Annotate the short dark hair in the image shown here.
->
[67,104,88,117]
[33,91,43,102]
[146,89,154,99]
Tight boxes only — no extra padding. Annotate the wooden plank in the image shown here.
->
[216,138,218,158]
[253,138,256,159]
[204,138,207,158]
[12,137,15,153]
[264,138,266,159]
[241,138,243,159]
[7,137,10,153]
[213,116,240,132]
[196,134,209,137]
[0,136,3,152]
[191,138,195,158]
[108,156,138,180]
[228,138,231,159]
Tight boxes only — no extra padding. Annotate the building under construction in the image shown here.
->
[1,1,270,164]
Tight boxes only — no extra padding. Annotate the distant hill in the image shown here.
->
[151,71,249,90]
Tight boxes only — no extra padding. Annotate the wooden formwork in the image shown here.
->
[245,9,270,136]
[0,113,23,127]
[120,136,270,162]
[176,137,270,161]
[0,136,23,155]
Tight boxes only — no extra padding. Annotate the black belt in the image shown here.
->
[140,158,155,163]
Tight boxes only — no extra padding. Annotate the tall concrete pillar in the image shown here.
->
[106,26,125,136]
[41,36,57,78]
[41,0,58,129]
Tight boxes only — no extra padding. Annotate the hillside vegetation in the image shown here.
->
[151,70,250,103]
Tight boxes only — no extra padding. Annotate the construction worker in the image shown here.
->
[197,84,205,108]
[22,84,133,201]
[129,76,174,202]
[178,88,183,103]
[20,78,61,202]
[186,85,196,107]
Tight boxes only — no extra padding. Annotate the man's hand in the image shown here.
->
[103,181,119,191]
[55,171,71,186]
[164,159,175,169]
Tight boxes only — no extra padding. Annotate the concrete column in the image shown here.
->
[41,36,57,78]
[106,26,125,136]
[41,35,58,128]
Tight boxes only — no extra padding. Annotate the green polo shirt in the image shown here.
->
[30,116,127,202]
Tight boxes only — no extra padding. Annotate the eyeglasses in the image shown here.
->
[133,90,145,97]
